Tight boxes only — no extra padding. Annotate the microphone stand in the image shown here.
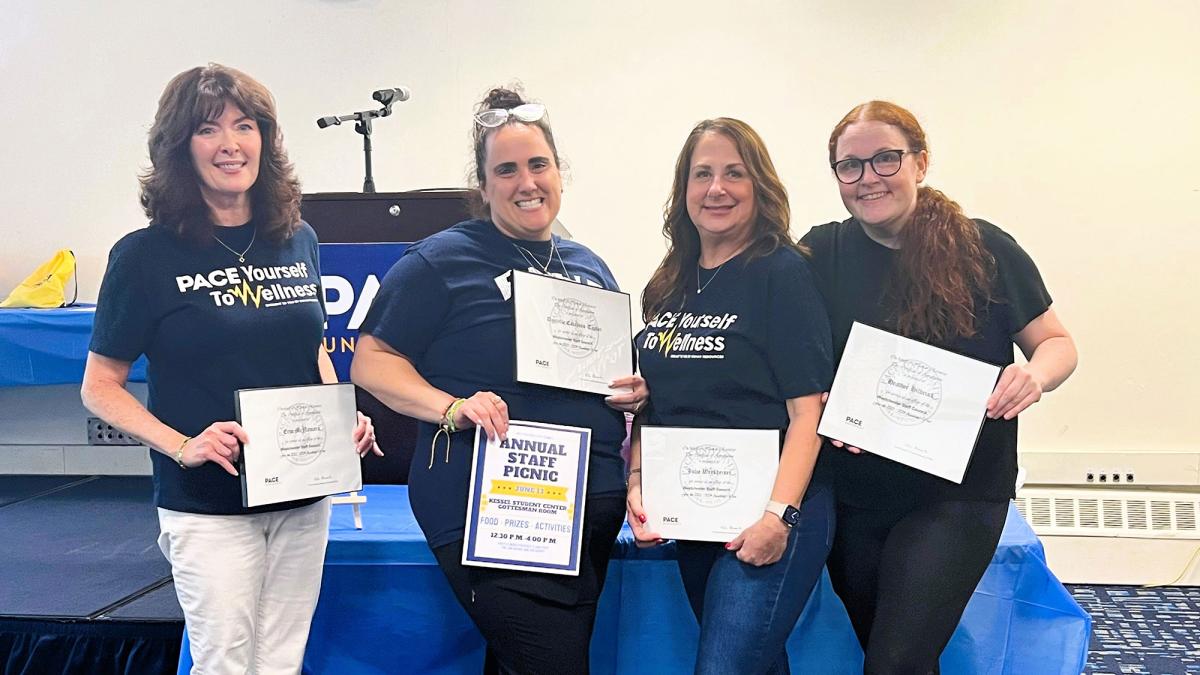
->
[317,103,396,194]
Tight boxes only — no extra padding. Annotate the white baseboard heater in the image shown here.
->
[1016,487,1200,585]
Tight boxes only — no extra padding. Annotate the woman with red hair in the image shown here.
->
[803,101,1077,674]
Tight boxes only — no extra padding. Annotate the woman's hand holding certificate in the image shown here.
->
[235,383,363,507]
[639,427,780,543]
[726,513,789,566]
[986,363,1044,420]
[818,323,1001,483]
[512,270,634,396]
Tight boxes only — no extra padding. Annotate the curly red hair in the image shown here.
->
[829,101,993,342]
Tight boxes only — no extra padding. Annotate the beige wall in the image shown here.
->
[1,1,1196,455]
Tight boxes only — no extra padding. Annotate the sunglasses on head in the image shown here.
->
[474,103,547,128]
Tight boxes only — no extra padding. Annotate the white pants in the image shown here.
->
[157,499,330,675]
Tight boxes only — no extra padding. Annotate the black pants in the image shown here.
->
[827,499,1008,675]
[433,495,625,675]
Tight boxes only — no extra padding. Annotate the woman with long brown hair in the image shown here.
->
[82,64,378,672]
[803,101,1077,673]
[626,118,834,674]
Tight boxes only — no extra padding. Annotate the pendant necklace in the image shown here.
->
[213,227,256,263]
[513,238,566,276]
[696,261,726,294]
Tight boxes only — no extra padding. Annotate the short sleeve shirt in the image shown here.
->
[90,221,326,514]
[801,218,1052,507]
[359,219,628,549]
[635,247,834,442]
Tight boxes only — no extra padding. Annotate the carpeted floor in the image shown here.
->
[1071,585,1200,674]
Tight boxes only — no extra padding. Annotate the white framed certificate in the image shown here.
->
[511,270,633,396]
[462,420,591,575]
[640,426,780,542]
[235,383,362,507]
[817,322,1002,483]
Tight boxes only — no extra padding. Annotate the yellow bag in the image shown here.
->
[0,249,78,308]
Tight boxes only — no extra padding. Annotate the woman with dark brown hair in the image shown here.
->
[351,86,646,674]
[82,63,378,672]
[803,101,1077,674]
[626,118,834,674]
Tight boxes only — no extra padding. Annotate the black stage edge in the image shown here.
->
[0,476,182,675]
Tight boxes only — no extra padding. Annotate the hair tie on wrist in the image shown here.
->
[429,398,468,469]
[445,398,468,433]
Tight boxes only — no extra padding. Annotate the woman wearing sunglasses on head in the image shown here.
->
[625,118,834,674]
[801,101,1077,674]
[350,86,647,674]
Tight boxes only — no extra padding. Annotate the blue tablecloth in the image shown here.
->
[0,305,146,386]
[179,486,1090,674]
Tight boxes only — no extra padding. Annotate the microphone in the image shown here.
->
[372,87,412,106]
[316,116,342,129]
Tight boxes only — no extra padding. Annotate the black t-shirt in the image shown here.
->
[359,219,628,550]
[90,221,326,515]
[636,246,834,482]
[801,218,1052,507]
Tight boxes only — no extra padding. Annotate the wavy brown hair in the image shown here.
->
[828,101,993,342]
[466,86,562,219]
[139,64,302,244]
[642,118,805,321]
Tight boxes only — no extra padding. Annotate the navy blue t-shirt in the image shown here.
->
[636,246,834,480]
[801,218,1052,507]
[90,221,326,515]
[359,219,628,549]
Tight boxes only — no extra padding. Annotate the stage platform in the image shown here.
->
[0,475,181,675]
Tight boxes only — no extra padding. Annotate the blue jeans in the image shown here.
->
[676,482,835,675]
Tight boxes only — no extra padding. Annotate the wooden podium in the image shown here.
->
[301,190,471,484]
[302,190,470,243]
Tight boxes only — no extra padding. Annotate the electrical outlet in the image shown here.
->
[86,417,141,446]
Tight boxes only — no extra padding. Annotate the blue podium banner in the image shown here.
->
[319,243,409,381]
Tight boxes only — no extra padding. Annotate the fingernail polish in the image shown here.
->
[639,514,646,523]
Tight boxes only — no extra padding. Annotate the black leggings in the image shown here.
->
[432,495,625,675]
[827,499,1008,675]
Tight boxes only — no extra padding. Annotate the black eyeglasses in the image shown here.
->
[831,149,914,184]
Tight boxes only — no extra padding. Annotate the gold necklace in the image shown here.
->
[212,228,256,263]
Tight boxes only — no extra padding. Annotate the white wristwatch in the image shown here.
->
[765,500,802,528]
